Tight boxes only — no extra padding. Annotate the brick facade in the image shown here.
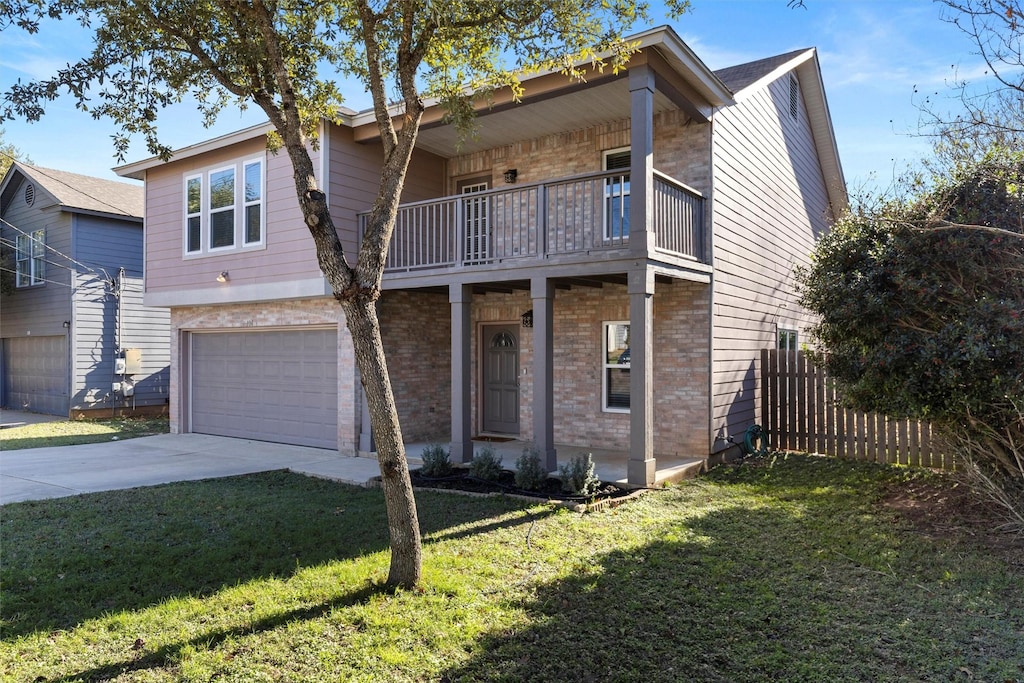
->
[168,298,360,452]
[383,282,712,459]
[447,110,711,195]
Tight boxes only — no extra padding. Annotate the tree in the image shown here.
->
[797,148,1024,527]
[920,1,1024,143]
[1,0,688,587]
[0,127,32,178]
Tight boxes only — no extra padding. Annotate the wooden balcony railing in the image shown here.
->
[357,168,705,273]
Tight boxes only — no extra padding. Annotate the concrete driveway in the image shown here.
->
[0,432,385,505]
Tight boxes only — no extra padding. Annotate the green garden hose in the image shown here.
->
[742,424,770,457]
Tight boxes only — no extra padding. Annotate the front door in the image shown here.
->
[482,324,519,434]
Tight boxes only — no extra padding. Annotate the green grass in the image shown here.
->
[1,455,1021,682]
[0,416,168,450]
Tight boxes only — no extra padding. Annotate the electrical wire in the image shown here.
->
[1,153,138,217]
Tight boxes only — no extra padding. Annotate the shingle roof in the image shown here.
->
[714,48,811,94]
[10,163,143,219]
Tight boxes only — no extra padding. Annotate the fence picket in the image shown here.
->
[761,349,952,470]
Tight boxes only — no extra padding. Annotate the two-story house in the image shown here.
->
[0,163,171,416]
[115,26,846,485]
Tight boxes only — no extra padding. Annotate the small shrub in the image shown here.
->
[470,445,503,481]
[558,453,601,496]
[514,444,548,491]
[419,443,453,477]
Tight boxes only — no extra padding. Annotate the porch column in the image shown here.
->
[629,63,655,257]
[628,267,656,486]
[450,283,474,464]
[531,277,557,472]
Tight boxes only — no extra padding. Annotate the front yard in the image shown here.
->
[1,454,1021,682]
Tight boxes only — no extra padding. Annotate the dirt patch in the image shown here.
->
[882,475,1023,563]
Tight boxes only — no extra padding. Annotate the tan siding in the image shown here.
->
[144,136,324,296]
[710,71,834,452]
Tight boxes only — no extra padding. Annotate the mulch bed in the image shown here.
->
[409,467,643,511]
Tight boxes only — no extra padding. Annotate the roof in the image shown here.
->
[1,162,143,219]
[714,49,810,93]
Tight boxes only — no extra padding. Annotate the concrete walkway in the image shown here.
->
[0,432,384,505]
[1,409,704,505]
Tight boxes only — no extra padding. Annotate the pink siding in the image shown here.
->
[710,72,835,451]
[327,123,446,257]
[144,136,323,294]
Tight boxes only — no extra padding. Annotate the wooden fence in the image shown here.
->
[760,349,955,470]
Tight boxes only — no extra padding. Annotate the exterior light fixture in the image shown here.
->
[217,271,229,283]
[503,169,518,184]
[521,309,533,328]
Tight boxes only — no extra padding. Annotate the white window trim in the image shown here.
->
[602,320,631,413]
[15,229,45,287]
[778,327,799,351]
[182,155,266,257]
[602,146,630,241]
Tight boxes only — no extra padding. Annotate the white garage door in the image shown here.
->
[190,329,338,449]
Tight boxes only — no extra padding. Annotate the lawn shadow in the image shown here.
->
[1,470,545,640]
[43,583,385,683]
[439,490,1022,682]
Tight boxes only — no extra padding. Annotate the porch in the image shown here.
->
[359,167,708,278]
[405,439,705,488]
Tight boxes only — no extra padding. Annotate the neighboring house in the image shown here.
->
[115,25,846,484]
[0,163,170,416]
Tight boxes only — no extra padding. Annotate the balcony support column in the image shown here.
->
[450,283,474,464]
[628,267,656,486]
[531,277,557,473]
[629,63,655,257]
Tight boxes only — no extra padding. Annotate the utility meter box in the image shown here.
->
[114,357,127,375]
[124,348,143,374]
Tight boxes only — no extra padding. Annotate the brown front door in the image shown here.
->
[482,324,519,434]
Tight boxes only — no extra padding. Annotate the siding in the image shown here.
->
[709,71,834,452]
[69,214,170,411]
[327,123,446,257]
[0,174,74,340]
[144,136,325,295]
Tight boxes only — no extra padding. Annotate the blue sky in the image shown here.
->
[0,0,987,193]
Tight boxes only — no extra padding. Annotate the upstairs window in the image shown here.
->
[604,147,630,240]
[184,157,265,255]
[16,229,45,287]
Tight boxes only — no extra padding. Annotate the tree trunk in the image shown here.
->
[341,295,422,588]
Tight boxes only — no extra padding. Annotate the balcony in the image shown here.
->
[358,169,706,275]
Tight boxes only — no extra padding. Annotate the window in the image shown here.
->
[603,321,630,411]
[15,229,45,287]
[778,328,799,351]
[603,147,630,240]
[183,157,265,255]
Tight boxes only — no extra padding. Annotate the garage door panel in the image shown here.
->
[2,336,68,416]
[191,329,338,449]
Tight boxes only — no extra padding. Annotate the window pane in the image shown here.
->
[187,177,201,214]
[188,216,202,252]
[16,234,28,260]
[606,368,631,409]
[31,230,45,257]
[210,209,235,248]
[210,168,234,210]
[244,161,261,202]
[245,204,261,244]
[605,323,630,365]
